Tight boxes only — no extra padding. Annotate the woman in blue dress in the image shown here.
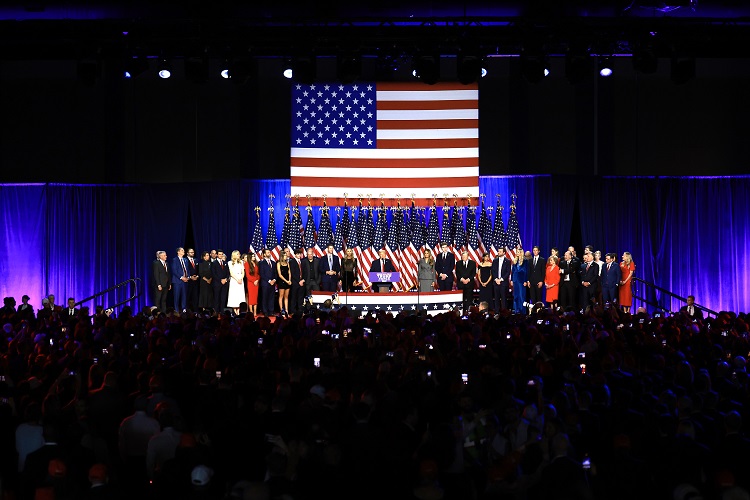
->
[511,252,529,314]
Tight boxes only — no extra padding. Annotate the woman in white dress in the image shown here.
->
[227,250,246,315]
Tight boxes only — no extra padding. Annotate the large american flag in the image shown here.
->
[290,82,479,203]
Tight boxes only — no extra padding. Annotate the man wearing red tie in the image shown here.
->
[151,250,170,313]
[369,249,396,293]
[580,252,599,309]
[171,247,190,312]
[601,253,620,305]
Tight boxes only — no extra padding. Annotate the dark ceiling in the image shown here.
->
[2,0,750,60]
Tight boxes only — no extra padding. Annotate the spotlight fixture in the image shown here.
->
[520,55,548,84]
[285,57,316,84]
[124,56,148,79]
[157,59,171,79]
[457,55,484,85]
[412,55,439,85]
[220,69,230,79]
[598,57,613,77]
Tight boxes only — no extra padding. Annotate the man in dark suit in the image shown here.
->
[185,248,199,311]
[455,250,477,313]
[170,247,190,312]
[151,250,170,313]
[369,249,397,293]
[289,248,305,314]
[601,252,620,305]
[210,250,230,313]
[435,242,455,291]
[318,244,341,292]
[528,246,545,306]
[259,248,277,315]
[579,252,599,308]
[491,247,512,312]
[680,295,704,320]
[64,297,78,325]
[559,250,581,311]
[301,247,321,296]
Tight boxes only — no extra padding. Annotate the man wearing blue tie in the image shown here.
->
[601,253,621,305]
[171,247,190,312]
[318,245,341,292]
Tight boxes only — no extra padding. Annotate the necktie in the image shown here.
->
[329,255,333,269]
[465,261,468,268]
[607,263,610,271]
[690,306,694,315]
[534,256,538,266]
[162,261,167,271]
[220,260,224,268]
[181,258,187,277]
[70,309,74,316]
[381,259,384,272]
[587,262,590,271]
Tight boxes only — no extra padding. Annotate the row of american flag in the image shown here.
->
[248,197,523,292]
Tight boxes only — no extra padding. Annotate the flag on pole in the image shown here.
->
[266,207,281,261]
[347,204,362,285]
[333,208,345,256]
[465,205,482,264]
[506,197,522,261]
[280,206,291,253]
[304,205,318,254]
[426,204,440,255]
[290,82,479,202]
[338,202,351,259]
[477,198,491,256]
[490,199,505,260]
[249,208,265,259]
[450,202,466,260]
[289,202,303,253]
[317,204,334,256]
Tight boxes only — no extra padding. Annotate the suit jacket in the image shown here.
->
[170,256,190,284]
[601,261,620,288]
[418,258,435,281]
[580,261,599,286]
[301,257,320,287]
[455,259,477,287]
[185,256,198,277]
[289,256,303,285]
[560,259,581,286]
[259,258,277,284]
[318,253,341,276]
[369,257,396,274]
[491,256,512,284]
[528,255,546,284]
[211,259,230,283]
[151,259,170,289]
[680,304,704,320]
[435,252,456,277]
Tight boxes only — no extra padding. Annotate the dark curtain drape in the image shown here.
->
[578,176,750,313]
[2,176,748,314]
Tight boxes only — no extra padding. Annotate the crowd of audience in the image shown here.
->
[1,293,750,500]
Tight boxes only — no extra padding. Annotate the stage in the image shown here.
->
[310,290,464,316]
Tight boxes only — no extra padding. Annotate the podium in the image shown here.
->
[369,272,401,293]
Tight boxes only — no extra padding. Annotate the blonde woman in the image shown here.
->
[341,248,358,292]
[227,250,246,315]
[276,251,292,314]
[418,248,436,292]
[619,252,636,313]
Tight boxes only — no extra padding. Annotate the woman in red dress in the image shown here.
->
[618,251,635,313]
[544,255,561,308]
[243,253,260,315]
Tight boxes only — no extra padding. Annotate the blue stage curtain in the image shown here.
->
[578,176,750,313]
[479,175,576,256]
[0,184,47,308]
[188,180,250,256]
